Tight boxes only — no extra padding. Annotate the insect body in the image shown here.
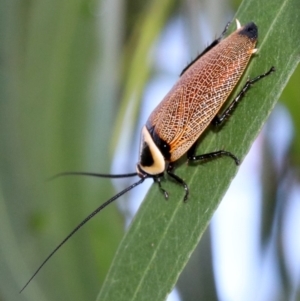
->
[137,20,274,199]
[21,20,275,291]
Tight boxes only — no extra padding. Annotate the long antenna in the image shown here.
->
[20,175,146,293]
[49,171,138,181]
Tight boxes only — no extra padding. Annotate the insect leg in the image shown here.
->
[167,164,189,202]
[188,150,240,166]
[213,66,275,126]
[154,176,169,199]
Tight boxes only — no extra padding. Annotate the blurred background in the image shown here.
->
[0,0,299,300]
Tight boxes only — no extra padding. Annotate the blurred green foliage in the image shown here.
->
[0,0,299,300]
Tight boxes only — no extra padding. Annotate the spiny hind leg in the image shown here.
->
[212,66,275,126]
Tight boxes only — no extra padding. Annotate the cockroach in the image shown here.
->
[20,19,275,292]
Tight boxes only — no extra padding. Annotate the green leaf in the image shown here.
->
[97,0,300,300]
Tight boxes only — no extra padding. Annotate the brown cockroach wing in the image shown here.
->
[147,23,257,162]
